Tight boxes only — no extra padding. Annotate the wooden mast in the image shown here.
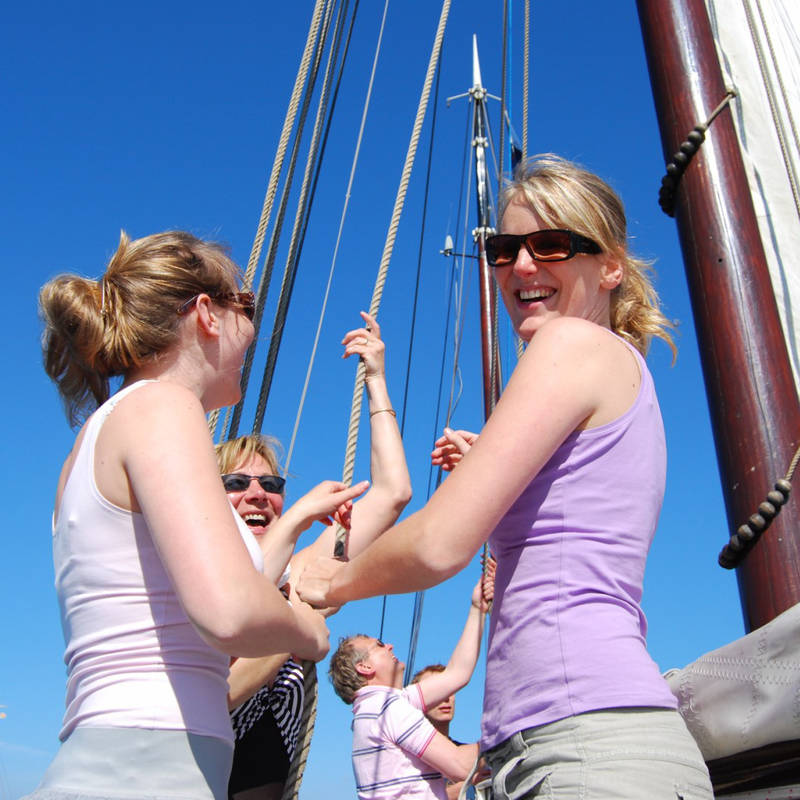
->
[471,36,502,418]
[637,0,800,632]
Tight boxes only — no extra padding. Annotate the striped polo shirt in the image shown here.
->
[351,684,446,799]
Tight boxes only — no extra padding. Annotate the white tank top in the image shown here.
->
[53,381,263,743]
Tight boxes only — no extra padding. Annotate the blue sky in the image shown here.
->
[1,2,746,797]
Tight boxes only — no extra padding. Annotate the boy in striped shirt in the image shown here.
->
[328,566,494,799]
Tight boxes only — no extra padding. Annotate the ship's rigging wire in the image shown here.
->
[523,0,530,160]
[498,0,509,193]
[249,0,342,435]
[378,57,447,644]
[280,7,367,795]
[393,56,446,659]
[224,0,342,439]
[517,1,530,364]
[207,0,530,783]
[207,0,330,438]
[283,0,389,475]
[496,0,510,378]
[242,0,327,291]
[403,96,478,676]
[447,104,478,427]
[333,0,454,557]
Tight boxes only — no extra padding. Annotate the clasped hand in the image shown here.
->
[430,428,479,472]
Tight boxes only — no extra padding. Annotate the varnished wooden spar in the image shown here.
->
[471,37,502,418]
[637,0,800,632]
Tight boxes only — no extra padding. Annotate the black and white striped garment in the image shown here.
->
[265,658,305,761]
[230,683,271,742]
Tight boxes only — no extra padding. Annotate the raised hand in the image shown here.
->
[471,556,496,612]
[342,311,385,381]
[431,428,479,472]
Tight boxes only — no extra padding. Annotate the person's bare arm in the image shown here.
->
[420,735,479,783]
[256,479,368,584]
[227,654,288,710]
[297,317,633,608]
[105,381,364,658]
[417,561,495,709]
[301,312,411,564]
[430,428,479,472]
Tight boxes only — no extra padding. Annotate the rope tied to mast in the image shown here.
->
[658,90,736,217]
[718,442,800,569]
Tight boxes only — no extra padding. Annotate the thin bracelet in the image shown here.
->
[369,408,397,418]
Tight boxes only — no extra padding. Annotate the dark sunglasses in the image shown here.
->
[485,229,601,267]
[177,291,256,321]
[221,473,286,494]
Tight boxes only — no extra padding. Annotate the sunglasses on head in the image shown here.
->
[221,473,286,494]
[485,229,601,267]
[177,291,256,321]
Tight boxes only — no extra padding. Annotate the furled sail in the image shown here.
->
[706,0,800,387]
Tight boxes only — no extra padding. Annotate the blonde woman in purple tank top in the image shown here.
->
[298,156,714,799]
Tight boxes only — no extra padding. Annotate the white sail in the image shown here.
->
[664,8,800,796]
[706,0,800,389]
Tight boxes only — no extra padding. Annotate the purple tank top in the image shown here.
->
[481,340,677,750]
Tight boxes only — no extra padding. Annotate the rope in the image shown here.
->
[284,0,389,474]
[744,0,800,225]
[251,0,345,434]
[280,660,319,800]
[207,408,220,438]
[718,442,800,568]
[280,9,369,796]
[658,91,735,216]
[226,0,332,438]
[334,0,453,555]
[243,0,326,291]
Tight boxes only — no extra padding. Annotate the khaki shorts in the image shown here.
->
[484,708,713,800]
[22,726,234,800]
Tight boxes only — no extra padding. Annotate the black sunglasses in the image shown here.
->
[221,473,286,494]
[485,229,601,267]
[177,291,256,321]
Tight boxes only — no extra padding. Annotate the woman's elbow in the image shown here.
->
[291,619,331,662]
[392,481,412,514]
[418,529,470,582]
